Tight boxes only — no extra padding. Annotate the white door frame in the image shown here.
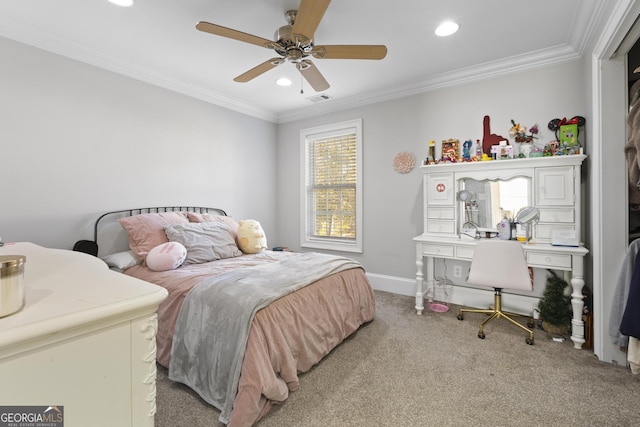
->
[591,0,640,362]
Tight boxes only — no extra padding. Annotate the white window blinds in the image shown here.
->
[300,119,362,253]
[307,132,357,239]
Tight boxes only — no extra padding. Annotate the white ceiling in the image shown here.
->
[0,0,604,123]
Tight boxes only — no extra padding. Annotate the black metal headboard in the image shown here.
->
[89,206,227,257]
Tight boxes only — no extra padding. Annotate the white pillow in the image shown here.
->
[102,250,140,271]
[146,242,187,272]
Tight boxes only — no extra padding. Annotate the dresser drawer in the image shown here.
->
[427,207,455,219]
[425,220,455,234]
[539,208,574,223]
[526,251,572,269]
[421,244,454,257]
[536,224,575,240]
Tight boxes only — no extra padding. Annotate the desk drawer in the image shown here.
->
[526,251,572,269]
[427,207,455,220]
[425,220,455,234]
[455,246,475,260]
[421,244,454,257]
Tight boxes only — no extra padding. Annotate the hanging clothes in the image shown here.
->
[611,240,639,346]
[615,77,640,374]
[611,238,640,373]
[625,79,640,166]
[628,338,640,374]
[624,79,640,207]
[621,256,640,339]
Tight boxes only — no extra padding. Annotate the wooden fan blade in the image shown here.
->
[312,45,387,60]
[291,0,331,42]
[196,21,273,48]
[234,58,284,83]
[297,60,330,92]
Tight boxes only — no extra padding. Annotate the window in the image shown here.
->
[300,119,363,253]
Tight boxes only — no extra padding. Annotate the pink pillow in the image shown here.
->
[186,212,239,241]
[118,212,189,261]
[146,242,187,271]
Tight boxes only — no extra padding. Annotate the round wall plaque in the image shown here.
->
[393,152,415,173]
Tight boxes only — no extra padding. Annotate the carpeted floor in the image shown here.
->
[155,290,640,426]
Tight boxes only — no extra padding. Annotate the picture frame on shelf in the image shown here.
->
[441,139,460,161]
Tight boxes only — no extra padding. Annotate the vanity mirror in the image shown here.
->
[420,155,585,243]
[459,177,529,231]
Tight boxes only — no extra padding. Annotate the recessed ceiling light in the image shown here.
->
[276,77,292,87]
[435,21,459,37]
[108,0,134,7]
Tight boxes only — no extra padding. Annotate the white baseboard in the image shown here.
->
[366,272,540,316]
[366,272,415,296]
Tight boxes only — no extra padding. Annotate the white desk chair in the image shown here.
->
[456,239,535,345]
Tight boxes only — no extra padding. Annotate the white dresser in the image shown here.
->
[0,242,168,427]
[414,155,589,349]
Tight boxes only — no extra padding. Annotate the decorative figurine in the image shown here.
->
[462,139,472,161]
[482,115,509,156]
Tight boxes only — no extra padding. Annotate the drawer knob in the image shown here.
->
[545,256,551,262]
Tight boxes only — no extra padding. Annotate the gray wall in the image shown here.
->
[0,36,278,250]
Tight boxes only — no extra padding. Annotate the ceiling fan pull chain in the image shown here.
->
[300,74,304,94]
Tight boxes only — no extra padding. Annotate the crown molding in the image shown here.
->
[0,16,277,123]
[0,0,604,125]
[276,44,580,123]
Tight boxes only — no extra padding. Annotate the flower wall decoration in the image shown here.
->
[509,120,539,143]
[393,152,415,173]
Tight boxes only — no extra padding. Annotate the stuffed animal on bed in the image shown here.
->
[237,219,268,254]
[146,241,187,271]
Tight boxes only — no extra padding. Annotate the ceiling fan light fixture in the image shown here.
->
[435,21,459,37]
[276,77,292,87]
[107,0,134,7]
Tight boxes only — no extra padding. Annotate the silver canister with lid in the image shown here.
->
[0,255,26,317]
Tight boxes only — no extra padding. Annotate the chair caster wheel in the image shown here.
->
[457,314,464,321]
[526,337,534,345]
[478,331,485,339]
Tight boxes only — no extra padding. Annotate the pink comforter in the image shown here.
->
[125,251,375,426]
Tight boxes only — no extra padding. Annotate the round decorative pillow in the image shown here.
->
[146,242,187,271]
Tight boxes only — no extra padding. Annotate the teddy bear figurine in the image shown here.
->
[237,219,268,254]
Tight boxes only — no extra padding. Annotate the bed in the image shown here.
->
[92,207,375,426]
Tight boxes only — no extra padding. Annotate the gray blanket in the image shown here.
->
[168,251,362,424]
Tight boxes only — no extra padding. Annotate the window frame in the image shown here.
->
[299,119,363,253]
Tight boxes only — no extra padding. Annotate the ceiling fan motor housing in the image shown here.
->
[275,10,314,60]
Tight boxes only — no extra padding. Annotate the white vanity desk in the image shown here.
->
[413,154,589,349]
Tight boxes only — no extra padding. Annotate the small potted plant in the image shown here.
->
[537,270,572,335]
[509,120,539,143]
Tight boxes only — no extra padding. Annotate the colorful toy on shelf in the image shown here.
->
[481,115,509,155]
[462,140,472,161]
[548,116,585,155]
[441,139,460,163]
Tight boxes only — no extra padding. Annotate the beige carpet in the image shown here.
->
[155,290,640,426]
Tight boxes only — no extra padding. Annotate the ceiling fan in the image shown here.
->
[196,0,387,92]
